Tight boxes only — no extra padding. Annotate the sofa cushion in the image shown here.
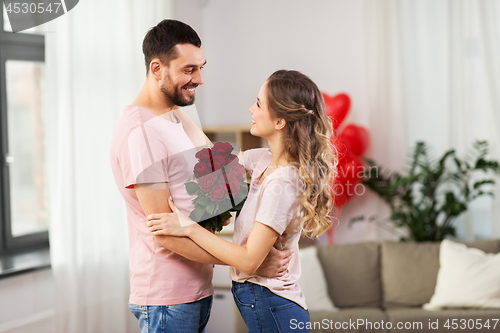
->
[299,246,338,311]
[381,241,440,308]
[309,308,388,333]
[316,242,381,308]
[462,239,500,253]
[381,240,500,308]
[385,307,500,332]
[424,239,500,310]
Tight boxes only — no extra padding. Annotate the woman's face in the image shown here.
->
[249,83,279,138]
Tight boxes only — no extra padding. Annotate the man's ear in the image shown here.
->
[275,118,286,131]
[149,59,163,81]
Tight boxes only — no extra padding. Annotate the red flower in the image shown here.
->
[194,162,211,178]
[226,154,239,165]
[209,183,227,202]
[199,173,217,191]
[195,148,212,163]
[212,142,233,158]
[226,174,241,196]
[212,155,226,171]
[227,163,246,180]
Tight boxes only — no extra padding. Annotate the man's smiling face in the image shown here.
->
[160,44,206,107]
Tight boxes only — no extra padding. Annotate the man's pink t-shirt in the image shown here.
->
[231,148,307,309]
[110,105,213,306]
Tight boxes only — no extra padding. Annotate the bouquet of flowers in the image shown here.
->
[185,142,249,232]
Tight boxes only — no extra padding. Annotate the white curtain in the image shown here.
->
[330,0,408,244]
[46,1,173,332]
[360,0,500,241]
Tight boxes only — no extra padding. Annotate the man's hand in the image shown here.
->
[255,247,293,278]
[254,232,293,278]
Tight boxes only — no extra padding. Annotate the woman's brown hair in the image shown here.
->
[266,70,338,237]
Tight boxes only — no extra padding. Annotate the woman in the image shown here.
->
[148,70,337,332]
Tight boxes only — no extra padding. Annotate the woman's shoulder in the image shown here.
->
[243,148,270,170]
[264,166,304,194]
[243,148,270,161]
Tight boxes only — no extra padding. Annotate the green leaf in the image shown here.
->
[197,196,209,206]
[218,211,232,223]
[185,182,200,195]
[473,179,495,189]
[190,206,205,222]
[444,191,456,204]
[454,157,462,170]
[217,201,232,213]
[206,201,216,215]
[199,218,216,230]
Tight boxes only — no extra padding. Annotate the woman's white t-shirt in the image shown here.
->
[230,148,307,309]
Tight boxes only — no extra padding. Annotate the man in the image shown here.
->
[110,20,292,333]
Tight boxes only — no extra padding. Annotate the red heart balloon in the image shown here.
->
[331,156,364,207]
[322,93,350,130]
[332,175,359,208]
[339,124,370,156]
[337,156,364,185]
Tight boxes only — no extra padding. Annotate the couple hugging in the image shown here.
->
[110,19,336,333]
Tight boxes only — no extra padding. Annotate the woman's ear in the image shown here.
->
[275,118,286,131]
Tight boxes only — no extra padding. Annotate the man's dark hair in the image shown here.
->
[142,19,202,74]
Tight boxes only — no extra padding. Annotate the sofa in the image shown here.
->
[234,239,500,332]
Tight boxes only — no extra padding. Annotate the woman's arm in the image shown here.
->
[135,184,226,265]
[187,221,279,275]
[148,198,280,275]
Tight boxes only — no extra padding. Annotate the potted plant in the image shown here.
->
[353,141,500,242]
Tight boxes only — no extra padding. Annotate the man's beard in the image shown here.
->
[161,74,196,107]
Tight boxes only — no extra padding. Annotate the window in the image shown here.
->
[0,4,47,254]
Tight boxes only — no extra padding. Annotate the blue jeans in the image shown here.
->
[232,281,310,333]
[129,296,213,333]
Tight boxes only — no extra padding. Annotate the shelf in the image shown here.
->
[203,125,265,151]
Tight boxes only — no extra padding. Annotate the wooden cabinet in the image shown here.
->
[203,125,266,151]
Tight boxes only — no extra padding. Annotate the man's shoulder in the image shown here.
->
[113,106,163,139]
[116,105,155,128]
[111,106,149,157]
